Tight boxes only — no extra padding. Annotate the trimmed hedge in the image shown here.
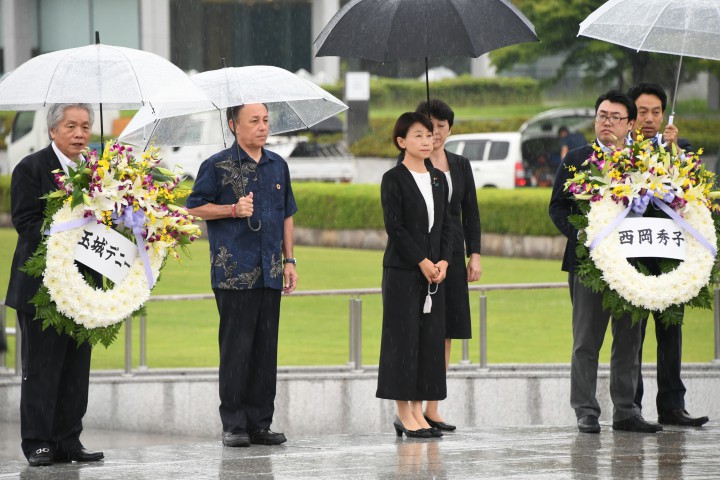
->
[0,178,563,237]
[0,175,10,213]
[292,183,559,236]
[323,76,540,110]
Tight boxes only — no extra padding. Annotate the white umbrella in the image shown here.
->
[118,65,348,149]
[0,36,203,138]
[578,0,720,122]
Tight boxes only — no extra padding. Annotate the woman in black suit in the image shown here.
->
[416,100,482,432]
[376,112,453,438]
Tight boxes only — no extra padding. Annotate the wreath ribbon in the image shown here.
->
[46,207,157,288]
[588,193,717,258]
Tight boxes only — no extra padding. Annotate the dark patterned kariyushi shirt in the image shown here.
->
[186,142,297,291]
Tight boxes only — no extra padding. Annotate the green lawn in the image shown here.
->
[0,227,715,370]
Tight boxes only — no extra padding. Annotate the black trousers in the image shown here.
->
[214,288,281,434]
[376,267,447,401]
[18,310,91,458]
[634,309,686,413]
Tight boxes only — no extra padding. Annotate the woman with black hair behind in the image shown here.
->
[416,99,482,432]
[376,112,453,438]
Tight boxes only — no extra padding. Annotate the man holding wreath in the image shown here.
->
[549,90,663,434]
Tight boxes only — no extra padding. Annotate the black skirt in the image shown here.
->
[444,252,472,339]
[376,266,447,401]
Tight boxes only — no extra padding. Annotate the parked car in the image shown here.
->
[519,108,594,185]
[445,132,525,189]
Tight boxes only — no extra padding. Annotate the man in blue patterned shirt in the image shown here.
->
[187,103,298,447]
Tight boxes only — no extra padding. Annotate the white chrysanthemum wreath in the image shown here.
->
[44,203,164,329]
[585,197,716,312]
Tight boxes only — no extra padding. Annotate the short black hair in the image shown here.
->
[392,112,433,151]
[415,99,455,127]
[226,104,246,125]
[627,82,668,112]
[595,90,637,121]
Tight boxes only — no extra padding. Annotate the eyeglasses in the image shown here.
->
[595,114,629,125]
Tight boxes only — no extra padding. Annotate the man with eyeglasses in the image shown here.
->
[626,82,708,428]
[550,90,663,434]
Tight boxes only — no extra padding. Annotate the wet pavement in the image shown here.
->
[1,422,719,479]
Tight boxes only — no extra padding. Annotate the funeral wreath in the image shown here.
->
[564,137,720,326]
[22,142,201,347]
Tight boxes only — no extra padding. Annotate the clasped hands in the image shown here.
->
[419,258,448,284]
[233,192,254,218]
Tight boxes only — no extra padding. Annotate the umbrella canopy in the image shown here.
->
[314,0,538,109]
[578,0,720,119]
[119,65,348,148]
[315,0,537,62]
[578,0,720,61]
[0,43,199,110]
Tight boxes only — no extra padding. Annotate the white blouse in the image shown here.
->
[410,171,434,232]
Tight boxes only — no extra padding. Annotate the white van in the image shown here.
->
[444,132,525,189]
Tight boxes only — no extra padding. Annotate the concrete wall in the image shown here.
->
[2,364,719,437]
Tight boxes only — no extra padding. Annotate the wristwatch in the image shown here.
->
[283,258,297,265]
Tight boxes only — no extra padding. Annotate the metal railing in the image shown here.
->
[4,283,720,376]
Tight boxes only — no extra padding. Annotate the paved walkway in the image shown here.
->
[1,422,719,479]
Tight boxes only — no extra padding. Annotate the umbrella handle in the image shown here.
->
[668,115,674,126]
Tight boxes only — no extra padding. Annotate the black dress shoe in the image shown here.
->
[27,447,54,467]
[658,409,709,427]
[613,415,663,433]
[424,415,456,432]
[393,417,432,438]
[222,431,251,447]
[54,447,104,463]
[421,427,443,438]
[577,415,600,433]
[248,429,287,445]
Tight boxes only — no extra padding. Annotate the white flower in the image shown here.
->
[585,198,716,312]
[44,203,165,328]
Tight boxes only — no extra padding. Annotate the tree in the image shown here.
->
[493,0,698,94]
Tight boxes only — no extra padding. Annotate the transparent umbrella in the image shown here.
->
[0,34,202,139]
[578,0,720,122]
[119,65,348,149]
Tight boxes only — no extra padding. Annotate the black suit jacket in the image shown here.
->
[445,151,482,256]
[548,143,596,274]
[381,161,453,269]
[6,144,63,313]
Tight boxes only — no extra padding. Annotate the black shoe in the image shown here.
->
[222,431,251,447]
[424,415,456,432]
[393,417,432,438]
[27,447,54,467]
[422,427,443,438]
[54,447,104,463]
[613,415,663,433]
[248,429,287,445]
[658,409,709,427]
[577,415,600,433]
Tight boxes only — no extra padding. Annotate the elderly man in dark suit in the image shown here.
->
[626,82,709,427]
[549,90,662,434]
[6,103,104,466]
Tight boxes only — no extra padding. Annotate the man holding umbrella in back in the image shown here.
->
[7,103,104,466]
[186,103,298,448]
[626,82,709,427]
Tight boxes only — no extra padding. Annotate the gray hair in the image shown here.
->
[46,103,95,134]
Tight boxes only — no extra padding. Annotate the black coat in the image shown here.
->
[445,151,481,256]
[6,144,63,314]
[548,143,595,273]
[381,160,453,269]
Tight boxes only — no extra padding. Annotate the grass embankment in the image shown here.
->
[1,228,715,370]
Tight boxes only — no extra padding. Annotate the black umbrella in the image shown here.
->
[314,0,539,111]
